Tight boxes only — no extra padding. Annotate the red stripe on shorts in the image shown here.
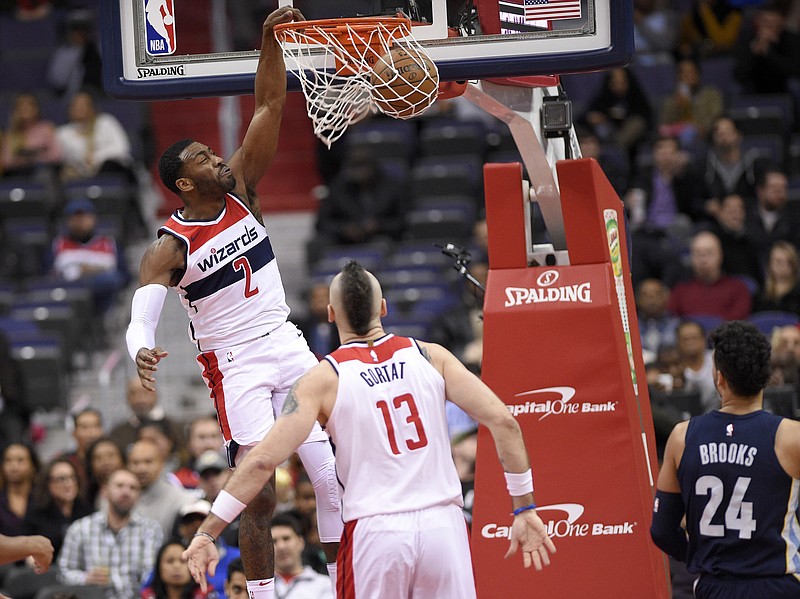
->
[198,351,231,441]
[337,520,357,599]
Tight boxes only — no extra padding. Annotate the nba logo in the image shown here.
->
[144,0,176,56]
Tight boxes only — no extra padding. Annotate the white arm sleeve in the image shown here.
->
[126,284,168,361]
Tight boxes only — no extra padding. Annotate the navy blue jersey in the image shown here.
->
[678,410,800,578]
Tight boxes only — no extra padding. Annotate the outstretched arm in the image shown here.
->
[125,235,184,391]
[184,363,333,590]
[0,534,53,571]
[228,6,304,210]
[421,341,556,570]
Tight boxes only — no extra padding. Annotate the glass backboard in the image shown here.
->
[101,0,632,100]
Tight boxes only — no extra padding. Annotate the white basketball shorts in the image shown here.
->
[337,503,476,599]
[196,320,328,454]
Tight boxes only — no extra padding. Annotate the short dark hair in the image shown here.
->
[271,512,304,537]
[72,407,102,428]
[339,261,373,336]
[710,321,771,397]
[158,139,194,194]
[227,557,244,580]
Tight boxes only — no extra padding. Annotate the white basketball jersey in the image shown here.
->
[159,193,290,351]
[325,334,463,522]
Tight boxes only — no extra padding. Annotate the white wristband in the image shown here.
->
[211,490,247,523]
[505,469,533,496]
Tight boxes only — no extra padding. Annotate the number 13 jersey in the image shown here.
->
[324,334,463,522]
[678,410,800,577]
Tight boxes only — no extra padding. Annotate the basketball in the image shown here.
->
[163,14,174,25]
[370,46,439,119]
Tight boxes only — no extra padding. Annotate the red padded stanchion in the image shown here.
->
[471,159,670,598]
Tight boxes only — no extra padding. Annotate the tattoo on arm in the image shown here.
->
[420,346,432,364]
[281,385,299,416]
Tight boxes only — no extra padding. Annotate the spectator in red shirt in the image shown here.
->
[50,198,131,316]
[668,230,753,320]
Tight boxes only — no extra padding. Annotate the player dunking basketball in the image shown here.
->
[183,262,555,598]
[125,8,342,599]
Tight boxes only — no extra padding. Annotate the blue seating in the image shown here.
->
[740,134,784,168]
[310,243,388,278]
[346,118,417,163]
[747,311,800,337]
[410,156,483,200]
[729,94,794,133]
[686,314,725,335]
[419,119,487,159]
[0,179,53,219]
[699,56,740,99]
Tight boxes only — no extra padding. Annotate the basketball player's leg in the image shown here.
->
[197,339,281,598]
[235,445,278,599]
[411,504,477,599]
[272,322,343,559]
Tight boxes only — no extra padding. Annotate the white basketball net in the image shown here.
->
[276,18,439,147]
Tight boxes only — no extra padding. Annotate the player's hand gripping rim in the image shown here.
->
[505,509,556,570]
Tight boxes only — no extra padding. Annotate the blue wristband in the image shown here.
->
[512,503,537,516]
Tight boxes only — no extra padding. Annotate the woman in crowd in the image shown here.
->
[753,241,800,314]
[659,57,724,151]
[24,458,92,559]
[84,436,125,509]
[55,90,133,182]
[140,540,218,599]
[137,419,185,483]
[0,92,62,178]
[0,444,39,537]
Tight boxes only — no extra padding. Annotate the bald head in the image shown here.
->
[329,262,384,336]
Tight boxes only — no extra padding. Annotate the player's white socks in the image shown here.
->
[246,578,274,598]
[327,562,338,598]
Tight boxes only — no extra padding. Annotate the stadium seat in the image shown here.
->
[0,179,54,219]
[687,314,725,335]
[746,311,800,337]
[410,156,483,200]
[419,119,487,159]
[11,338,67,411]
[385,241,455,271]
[763,384,799,419]
[729,94,794,133]
[310,242,388,278]
[405,206,473,243]
[346,119,417,163]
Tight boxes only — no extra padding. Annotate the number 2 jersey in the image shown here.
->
[324,334,463,522]
[158,193,290,351]
[678,410,800,578]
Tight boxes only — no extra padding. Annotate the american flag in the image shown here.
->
[500,0,582,23]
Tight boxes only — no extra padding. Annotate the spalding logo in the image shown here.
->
[536,270,560,286]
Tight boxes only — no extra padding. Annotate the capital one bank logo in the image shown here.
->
[507,386,617,420]
[481,503,637,539]
[144,0,177,56]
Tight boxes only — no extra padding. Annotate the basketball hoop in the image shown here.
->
[274,17,439,147]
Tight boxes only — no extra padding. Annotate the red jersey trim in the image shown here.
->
[328,334,413,365]
[159,194,250,255]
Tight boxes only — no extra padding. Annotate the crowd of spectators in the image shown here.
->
[0,383,334,598]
